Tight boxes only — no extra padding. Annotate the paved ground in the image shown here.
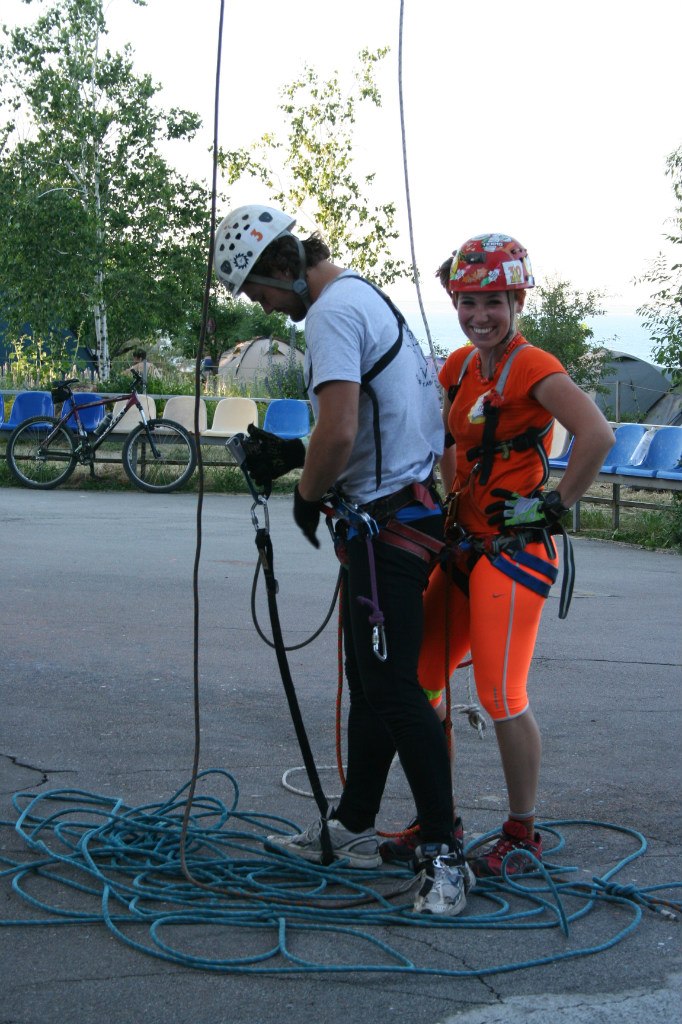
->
[1,487,680,1023]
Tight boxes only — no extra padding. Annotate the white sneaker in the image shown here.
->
[413,842,476,916]
[266,816,381,868]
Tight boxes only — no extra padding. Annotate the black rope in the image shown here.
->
[250,561,343,651]
[255,528,334,865]
[180,0,226,887]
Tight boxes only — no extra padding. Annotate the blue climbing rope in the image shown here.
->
[1,771,679,975]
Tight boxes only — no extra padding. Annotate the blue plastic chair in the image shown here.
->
[0,391,54,431]
[614,426,682,480]
[600,423,648,473]
[548,435,574,470]
[263,398,310,440]
[61,393,105,432]
[657,463,682,481]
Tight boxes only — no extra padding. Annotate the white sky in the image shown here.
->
[3,0,681,318]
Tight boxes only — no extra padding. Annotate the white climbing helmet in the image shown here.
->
[214,205,297,296]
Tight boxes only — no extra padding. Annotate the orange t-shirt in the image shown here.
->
[438,335,567,536]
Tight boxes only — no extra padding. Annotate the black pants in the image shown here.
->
[335,513,456,846]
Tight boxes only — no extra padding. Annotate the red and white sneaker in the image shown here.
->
[469,818,543,878]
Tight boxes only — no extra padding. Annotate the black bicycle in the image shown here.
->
[5,373,197,493]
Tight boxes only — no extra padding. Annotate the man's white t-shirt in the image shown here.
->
[303,271,444,505]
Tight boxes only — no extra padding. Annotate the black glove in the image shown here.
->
[240,424,306,494]
[485,488,568,529]
[293,484,321,548]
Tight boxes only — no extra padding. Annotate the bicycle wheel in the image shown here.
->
[6,416,78,489]
[122,418,197,493]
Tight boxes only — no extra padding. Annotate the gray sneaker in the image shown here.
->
[266,816,381,869]
[412,842,476,916]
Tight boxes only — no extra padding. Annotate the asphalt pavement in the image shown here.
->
[1,486,680,1024]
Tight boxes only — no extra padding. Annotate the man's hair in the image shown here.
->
[133,348,147,359]
[251,231,330,279]
[436,256,453,292]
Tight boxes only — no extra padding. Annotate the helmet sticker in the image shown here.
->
[503,260,524,286]
[481,268,501,287]
[448,233,535,292]
[480,233,513,251]
[214,205,297,294]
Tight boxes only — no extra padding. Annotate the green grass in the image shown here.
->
[574,501,682,550]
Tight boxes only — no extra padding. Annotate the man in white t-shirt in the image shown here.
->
[214,204,474,916]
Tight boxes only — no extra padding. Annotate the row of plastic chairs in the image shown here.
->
[164,396,311,440]
[0,392,311,441]
[0,390,55,431]
[0,390,158,434]
[549,423,682,480]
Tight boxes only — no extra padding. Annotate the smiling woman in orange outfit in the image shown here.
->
[380,234,615,877]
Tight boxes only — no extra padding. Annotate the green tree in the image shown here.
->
[518,278,611,392]
[636,146,682,384]
[219,49,410,288]
[0,0,212,378]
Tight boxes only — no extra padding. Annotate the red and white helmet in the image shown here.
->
[449,234,535,293]
[214,205,297,296]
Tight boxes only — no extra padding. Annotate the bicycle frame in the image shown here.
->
[8,375,197,492]
[47,387,159,460]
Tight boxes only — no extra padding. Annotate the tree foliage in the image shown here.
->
[636,146,682,384]
[0,0,212,377]
[518,278,611,392]
[218,49,410,288]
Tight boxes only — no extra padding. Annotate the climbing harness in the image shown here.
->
[447,342,553,487]
[320,490,387,661]
[444,341,575,618]
[439,524,575,620]
[320,481,446,663]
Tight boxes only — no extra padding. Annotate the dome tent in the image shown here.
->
[217,336,304,384]
[594,349,676,423]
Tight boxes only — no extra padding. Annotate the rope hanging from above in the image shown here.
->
[398,0,440,373]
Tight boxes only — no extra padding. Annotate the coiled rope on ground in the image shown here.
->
[1,770,679,975]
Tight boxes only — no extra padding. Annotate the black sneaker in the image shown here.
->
[380,815,464,865]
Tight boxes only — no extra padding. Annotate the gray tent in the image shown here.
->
[644,385,682,426]
[217,337,304,383]
[594,350,676,423]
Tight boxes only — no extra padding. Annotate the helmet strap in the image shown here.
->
[503,290,519,345]
[244,234,312,309]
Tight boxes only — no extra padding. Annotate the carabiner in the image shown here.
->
[372,623,388,662]
[250,495,269,534]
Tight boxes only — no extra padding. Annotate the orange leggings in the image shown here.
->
[419,540,558,721]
